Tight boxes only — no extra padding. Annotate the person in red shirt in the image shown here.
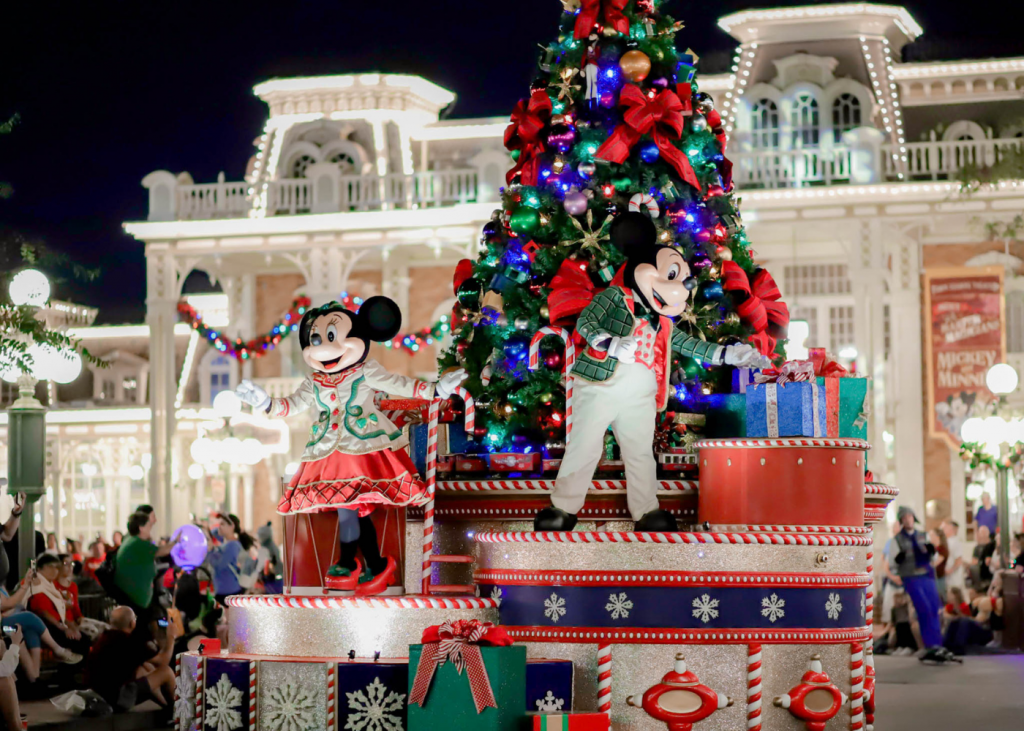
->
[55,554,84,627]
[943,586,972,620]
[27,554,90,655]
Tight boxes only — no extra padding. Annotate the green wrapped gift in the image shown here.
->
[816,375,870,439]
[408,620,526,731]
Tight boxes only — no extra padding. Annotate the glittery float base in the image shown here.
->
[226,596,498,657]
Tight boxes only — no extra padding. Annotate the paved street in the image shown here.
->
[875,654,1024,730]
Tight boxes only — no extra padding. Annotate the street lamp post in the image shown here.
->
[4,269,84,579]
[961,363,1021,571]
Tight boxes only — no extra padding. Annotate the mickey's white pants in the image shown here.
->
[552,362,660,521]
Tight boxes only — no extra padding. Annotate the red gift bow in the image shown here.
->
[409,620,512,714]
[720,261,790,357]
[546,259,627,328]
[754,360,815,385]
[574,0,629,39]
[595,85,701,190]
[808,347,848,377]
[504,90,553,187]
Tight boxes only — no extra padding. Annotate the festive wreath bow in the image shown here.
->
[720,261,790,357]
[574,0,629,39]
[409,620,512,714]
[596,85,700,190]
[505,89,553,186]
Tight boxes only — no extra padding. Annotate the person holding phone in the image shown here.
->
[0,567,81,682]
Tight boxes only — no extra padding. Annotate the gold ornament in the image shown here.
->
[550,67,581,101]
[562,209,611,253]
[724,312,741,326]
[719,246,734,261]
[539,305,550,320]
[619,50,652,83]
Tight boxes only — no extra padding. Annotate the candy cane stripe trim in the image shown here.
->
[472,531,873,546]
[695,438,871,450]
[225,595,499,609]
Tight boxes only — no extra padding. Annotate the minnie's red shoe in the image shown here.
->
[324,558,362,591]
[354,557,397,597]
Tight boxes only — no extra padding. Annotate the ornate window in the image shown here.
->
[832,93,862,142]
[290,154,317,179]
[327,150,358,174]
[209,355,233,402]
[750,99,780,149]
[791,92,820,147]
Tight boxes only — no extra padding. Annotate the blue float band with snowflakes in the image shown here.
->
[485,584,866,631]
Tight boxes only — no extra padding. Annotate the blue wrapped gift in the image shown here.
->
[526,659,574,713]
[410,421,473,474]
[745,381,826,438]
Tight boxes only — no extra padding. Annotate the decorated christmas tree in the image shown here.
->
[439,0,788,455]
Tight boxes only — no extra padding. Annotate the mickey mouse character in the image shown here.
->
[236,296,466,595]
[535,213,770,533]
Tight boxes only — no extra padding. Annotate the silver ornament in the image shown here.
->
[691,114,708,132]
[514,316,530,330]
[577,161,597,178]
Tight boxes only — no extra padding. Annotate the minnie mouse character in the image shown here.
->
[535,212,770,533]
[236,296,466,595]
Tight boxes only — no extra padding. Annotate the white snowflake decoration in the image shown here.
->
[174,669,196,731]
[345,676,406,731]
[205,674,243,731]
[826,593,843,621]
[263,682,318,731]
[761,593,786,624]
[544,592,567,623]
[692,594,720,624]
[536,691,565,713]
[490,587,503,607]
[605,592,633,620]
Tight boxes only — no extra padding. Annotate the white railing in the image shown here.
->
[885,137,1024,180]
[252,377,304,399]
[176,179,251,220]
[730,147,853,188]
[171,169,482,219]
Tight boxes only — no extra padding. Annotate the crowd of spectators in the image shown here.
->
[876,497,1021,663]
[0,498,282,724]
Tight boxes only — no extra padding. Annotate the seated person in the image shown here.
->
[0,569,80,682]
[0,626,23,731]
[886,591,919,655]
[87,606,177,711]
[55,554,84,625]
[942,586,971,627]
[27,554,90,655]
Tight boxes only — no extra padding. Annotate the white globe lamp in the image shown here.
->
[986,363,1019,395]
[127,464,145,482]
[241,438,264,465]
[27,343,82,384]
[213,390,242,418]
[9,269,50,307]
[187,463,205,480]
[960,417,985,443]
[189,437,215,464]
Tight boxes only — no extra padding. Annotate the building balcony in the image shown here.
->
[143,168,490,222]
[731,136,1024,189]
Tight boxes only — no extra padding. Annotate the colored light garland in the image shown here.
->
[335,292,452,355]
[176,296,311,361]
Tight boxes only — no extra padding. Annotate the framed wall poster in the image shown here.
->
[923,266,1006,448]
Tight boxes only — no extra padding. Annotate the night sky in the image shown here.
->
[3,0,1022,323]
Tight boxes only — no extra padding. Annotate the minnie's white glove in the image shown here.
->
[606,335,639,364]
[235,380,271,411]
[436,369,468,400]
[724,343,772,369]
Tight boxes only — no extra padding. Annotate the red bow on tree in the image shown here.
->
[409,620,512,714]
[720,261,790,356]
[546,258,626,327]
[574,0,629,39]
[504,89,553,187]
[596,85,701,190]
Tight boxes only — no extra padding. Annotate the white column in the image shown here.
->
[849,220,889,476]
[381,254,411,322]
[242,472,254,530]
[145,247,179,523]
[890,234,925,515]
[949,448,967,530]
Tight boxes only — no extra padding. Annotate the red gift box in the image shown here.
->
[532,713,610,731]
[197,639,221,655]
[488,453,543,472]
[455,456,488,473]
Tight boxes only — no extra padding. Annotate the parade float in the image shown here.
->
[175,2,894,729]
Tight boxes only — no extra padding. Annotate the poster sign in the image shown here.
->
[924,267,1005,446]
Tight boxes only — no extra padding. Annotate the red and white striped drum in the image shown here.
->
[696,439,870,528]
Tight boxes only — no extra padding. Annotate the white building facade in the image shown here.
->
[3,3,1023,544]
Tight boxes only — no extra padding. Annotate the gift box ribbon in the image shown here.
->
[808,347,854,437]
[409,619,512,714]
[754,360,815,385]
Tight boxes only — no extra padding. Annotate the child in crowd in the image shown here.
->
[887,591,919,656]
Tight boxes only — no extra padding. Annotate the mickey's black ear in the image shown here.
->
[610,211,658,254]
[357,296,402,342]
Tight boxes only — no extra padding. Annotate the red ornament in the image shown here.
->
[773,655,847,731]
[453,259,475,295]
[627,654,732,731]
[544,350,564,370]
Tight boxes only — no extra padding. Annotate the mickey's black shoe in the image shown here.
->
[534,507,579,532]
[634,509,678,532]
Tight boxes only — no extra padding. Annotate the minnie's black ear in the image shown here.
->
[610,211,658,254]
[357,296,402,342]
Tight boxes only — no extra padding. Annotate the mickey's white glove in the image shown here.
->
[606,336,639,364]
[724,343,773,369]
[436,368,468,400]
[236,380,271,411]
